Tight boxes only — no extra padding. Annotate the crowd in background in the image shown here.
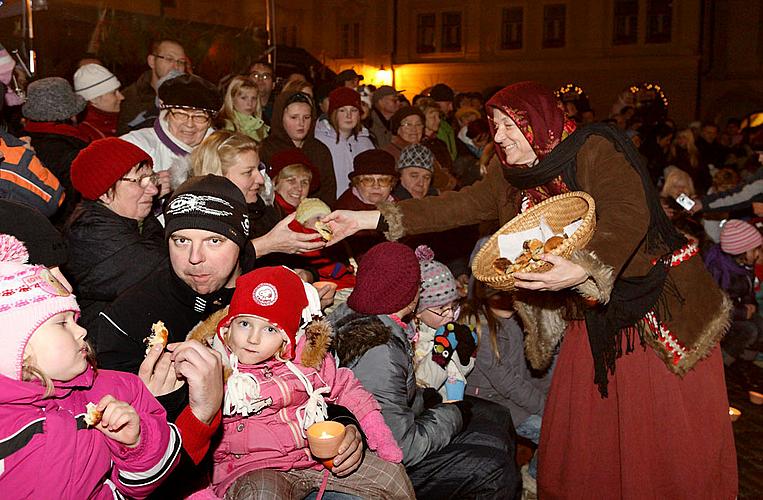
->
[0,37,760,500]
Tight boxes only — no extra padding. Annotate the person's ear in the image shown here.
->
[99,190,114,205]
[147,53,156,70]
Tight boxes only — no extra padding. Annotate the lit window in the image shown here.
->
[646,0,672,43]
[417,14,436,53]
[501,7,523,50]
[543,4,566,49]
[340,22,361,58]
[613,0,638,45]
[441,12,462,52]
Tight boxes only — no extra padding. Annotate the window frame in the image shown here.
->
[542,3,567,49]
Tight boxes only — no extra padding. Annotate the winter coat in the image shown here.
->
[704,247,757,322]
[64,200,167,331]
[260,89,337,205]
[118,70,155,135]
[369,108,393,148]
[78,104,119,142]
[329,303,463,467]
[465,315,552,425]
[314,117,374,198]
[208,334,383,496]
[121,111,214,189]
[0,366,181,499]
[379,135,731,376]
[23,121,88,222]
[0,130,64,217]
[382,135,457,192]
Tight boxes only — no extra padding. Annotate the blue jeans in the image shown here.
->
[516,414,543,479]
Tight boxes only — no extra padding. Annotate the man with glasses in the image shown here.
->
[122,74,221,192]
[118,39,189,134]
[248,61,275,125]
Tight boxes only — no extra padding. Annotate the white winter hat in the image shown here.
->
[73,64,121,101]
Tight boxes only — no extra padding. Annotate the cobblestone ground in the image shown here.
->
[724,361,763,499]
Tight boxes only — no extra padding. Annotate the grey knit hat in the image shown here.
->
[398,143,434,172]
[22,77,86,122]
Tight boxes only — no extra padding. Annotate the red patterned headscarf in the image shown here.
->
[486,81,577,204]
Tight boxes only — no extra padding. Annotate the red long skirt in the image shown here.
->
[538,321,737,499]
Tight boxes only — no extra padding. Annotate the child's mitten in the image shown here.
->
[432,324,457,368]
[360,411,403,463]
[451,323,478,365]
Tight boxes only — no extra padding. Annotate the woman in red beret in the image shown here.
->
[65,137,166,332]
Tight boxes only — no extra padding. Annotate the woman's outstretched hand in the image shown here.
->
[321,210,381,246]
[513,254,589,291]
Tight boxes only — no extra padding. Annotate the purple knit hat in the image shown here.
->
[0,235,80,380]
[348,242,421,315]
[415,245,458,313]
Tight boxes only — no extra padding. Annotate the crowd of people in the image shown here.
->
[0,37,760,499]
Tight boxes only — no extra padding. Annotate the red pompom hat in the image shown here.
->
[348,242,421,315]
[217,266,308,360]
[268,148,321,192]
[328,86,362,115]
[70,137,152,200]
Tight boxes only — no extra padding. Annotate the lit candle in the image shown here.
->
[749,391,763,405]
[729,407,741,422]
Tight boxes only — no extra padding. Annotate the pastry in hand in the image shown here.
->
[145,321,169,355]
[84,402,102,427]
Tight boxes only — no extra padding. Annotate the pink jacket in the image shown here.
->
[0,366,181,499]
[211,338,382,496]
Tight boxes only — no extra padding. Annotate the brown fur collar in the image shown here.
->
[185,305,333,370]
[332,312,392,366]
[570,249,616,304]
[377,200,405,241]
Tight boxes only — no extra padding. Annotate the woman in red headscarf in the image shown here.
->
[325,81,737,498]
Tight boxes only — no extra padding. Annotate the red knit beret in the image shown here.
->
[328,87,362,115]
[269,148,320,192]
[70,137,152,200]
[349,149,398,180]
[348,242,421,315]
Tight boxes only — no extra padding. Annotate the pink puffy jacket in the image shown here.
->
[0,366,181,499]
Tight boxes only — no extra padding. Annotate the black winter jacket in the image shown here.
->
[65,200,167,330]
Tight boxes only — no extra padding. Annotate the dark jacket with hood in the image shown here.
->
[328,302,463,467]
[118,70,155,135]
[64,200,167,330]
[260,89,337,205]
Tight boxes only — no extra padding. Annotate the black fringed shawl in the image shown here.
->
[503,123,687,396]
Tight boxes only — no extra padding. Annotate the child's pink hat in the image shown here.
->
[0,234,80,380]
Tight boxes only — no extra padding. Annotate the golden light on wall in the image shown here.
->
[373,66,393,87]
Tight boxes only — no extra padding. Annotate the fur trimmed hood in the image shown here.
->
[186,306,334,374]
[330,307,392,366]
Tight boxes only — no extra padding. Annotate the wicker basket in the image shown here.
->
[471,191,596,291]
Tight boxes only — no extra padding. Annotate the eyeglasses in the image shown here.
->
[400,121,424,129]
[120,173,160,189]
[152,54,189,68]
[168,109,211,125]
[358,176,395,188]
[426,304,460,319]
[250,72,273,81]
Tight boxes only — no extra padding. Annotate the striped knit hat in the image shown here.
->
[720,220,763,255]
[415,245,458,312]
[0,235,79,380]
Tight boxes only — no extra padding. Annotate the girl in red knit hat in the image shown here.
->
[189,266,413,499]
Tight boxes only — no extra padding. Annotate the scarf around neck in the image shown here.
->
[486,82,686,396]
